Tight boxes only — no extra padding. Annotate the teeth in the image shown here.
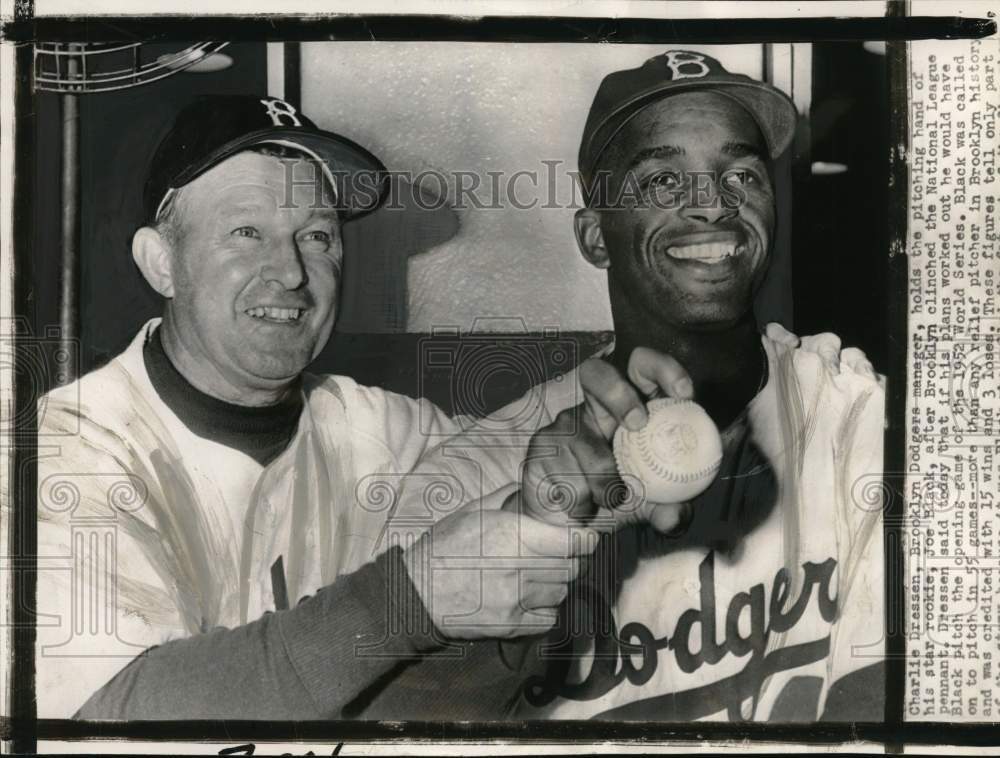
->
[667,242,741,261]
[245,306,303,322]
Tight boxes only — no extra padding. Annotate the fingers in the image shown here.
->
[578,359,647,437]
[521,405,619,524]
[764,322,800,348]
[578,348,694,440]
[524,347,698,536]
[516,511,601,558]
[627,347,694,401]
[517,606,560,630]
[565,424,624,512]
[526,607,560,620]
[520,578,569,609]
[841,347,878,381]
[800,332,842,374]
[523,563,581,585]
[790,331,879,380]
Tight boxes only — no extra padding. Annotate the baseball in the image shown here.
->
[613,397,723,503]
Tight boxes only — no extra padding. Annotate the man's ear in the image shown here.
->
[574,208,610,269]
[132,227,175,298]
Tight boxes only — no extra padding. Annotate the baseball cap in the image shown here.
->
[143,94,388,224]
[579,50,798,198]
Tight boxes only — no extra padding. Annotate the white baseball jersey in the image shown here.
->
[33,319,883,722]
[33,319,466,717]
[402,332,886,721]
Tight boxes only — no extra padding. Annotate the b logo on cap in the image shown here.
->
[662,51,710,81]
[260,98,302,127]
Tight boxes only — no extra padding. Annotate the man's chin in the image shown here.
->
[654,276,753,322]
[673,294,755,330]
[239,349,315,384]
[680,311,753,331]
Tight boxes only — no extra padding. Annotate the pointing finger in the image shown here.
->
[627,347,694,400]
[579,358,649,435]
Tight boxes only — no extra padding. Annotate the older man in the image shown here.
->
[36,95,663,720]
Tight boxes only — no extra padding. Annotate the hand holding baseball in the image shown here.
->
[507,347,703,533]
[613,397,723,503]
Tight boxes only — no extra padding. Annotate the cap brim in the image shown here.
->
[587,78,798,175]
[712,83,798,158]
[171,126,389,220]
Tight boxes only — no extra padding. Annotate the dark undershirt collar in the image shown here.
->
[143,327,304,467]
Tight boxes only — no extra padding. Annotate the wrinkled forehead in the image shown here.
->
[602,90,768,171]
[180,150,339,219]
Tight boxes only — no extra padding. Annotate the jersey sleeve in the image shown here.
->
[72,545,442,720]
[823,357,886,717]
[36,389,446,720]
[35,396,192,717]
[787,342,886,719]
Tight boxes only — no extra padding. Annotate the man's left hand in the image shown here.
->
[503,347,695,534]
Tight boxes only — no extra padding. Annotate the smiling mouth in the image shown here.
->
[244,306,306,323]
[665,241,746,264]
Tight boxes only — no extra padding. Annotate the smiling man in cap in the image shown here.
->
[386,50,886,722]
[512,48,886,722]
[34,94,633,720]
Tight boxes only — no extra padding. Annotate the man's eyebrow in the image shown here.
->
[722,141,767,160]
[306,208,340,224]
[626,145,685,172]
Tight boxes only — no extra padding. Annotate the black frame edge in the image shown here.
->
[8,9,999,752]
[1,15,996,44]
[9,41,40,757]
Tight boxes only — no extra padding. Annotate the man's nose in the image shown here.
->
[679,175,738,224]
[261,238,308,290]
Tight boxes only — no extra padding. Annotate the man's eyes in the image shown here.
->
[722,169,759,186]
[228,227,335,248]
[644,171,684,190]
[641,169,762,190]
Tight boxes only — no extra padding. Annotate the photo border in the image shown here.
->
[3,5,997,754]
